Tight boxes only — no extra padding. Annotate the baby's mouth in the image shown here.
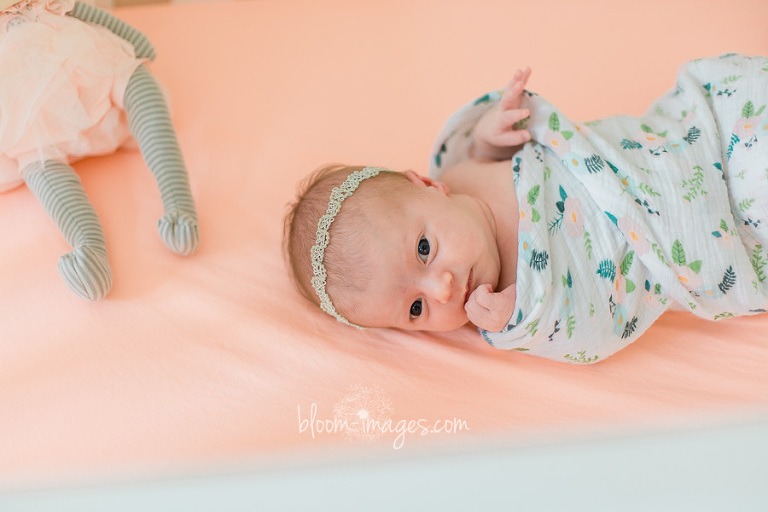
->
[464,268,474,305]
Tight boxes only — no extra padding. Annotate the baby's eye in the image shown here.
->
[417,237,430,262]
[410,299,423,319]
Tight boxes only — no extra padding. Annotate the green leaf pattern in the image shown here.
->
[469,54,768,365]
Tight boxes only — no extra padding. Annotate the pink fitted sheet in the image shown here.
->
[1,0,767,490]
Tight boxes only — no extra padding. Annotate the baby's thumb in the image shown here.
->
[473,284,495,309]
[500,284,517,302]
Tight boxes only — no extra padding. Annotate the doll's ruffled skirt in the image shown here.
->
[0,3,142,192]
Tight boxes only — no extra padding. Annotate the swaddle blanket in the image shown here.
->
[429,54,768,363]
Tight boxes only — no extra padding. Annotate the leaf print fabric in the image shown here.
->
[429,54,768,364]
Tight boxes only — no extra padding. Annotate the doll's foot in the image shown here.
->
[58,245,113,301]
[158,209,199,256]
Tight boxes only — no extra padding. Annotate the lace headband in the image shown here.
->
[311,166,387,328]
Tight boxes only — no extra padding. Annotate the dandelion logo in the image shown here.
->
[333,384,393,442]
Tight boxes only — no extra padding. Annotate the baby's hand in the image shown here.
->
[464,283,517,332]
[471,67,532,161]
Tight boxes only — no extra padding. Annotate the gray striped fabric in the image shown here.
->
[124,66,200,256]
[22,162,113,301]
[21,12,198,300]
[68,1,157,60]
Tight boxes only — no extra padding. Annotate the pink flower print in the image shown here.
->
[563,197,584,237]
[612,273,627,304]
[545,129,570,157]
[682,110,697,123]
[633,131,667,149]
[641,292,663,311]
[716,231,735,249]
[519,204,533,232]
[734,117,759,140]
[574,123,592,137]
[672,264,703,290]
[617,216,650,255]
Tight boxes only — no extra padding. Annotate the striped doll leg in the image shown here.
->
[22,161,113,300]
[67,1,156,60]
[124,65,200,256]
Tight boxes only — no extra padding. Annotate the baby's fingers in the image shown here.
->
[520,66,531,86]
[464,284,491,313]
[504,67,530,91]
[488,111,530,147]
[465,295,510,333]
[492,130,530,148]
[498,107,530,126]
[500,67,531,110]
[474,284,505,310]
[499,81,525,110]
[464,295,501,332]
[471,283,517,316]
[509,67,531,90]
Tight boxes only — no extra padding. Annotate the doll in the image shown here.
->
[0,0,199,300]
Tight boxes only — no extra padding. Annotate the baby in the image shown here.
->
[285,55,768,364]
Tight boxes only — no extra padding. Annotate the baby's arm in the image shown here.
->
[464,283,516,332]
[470,68,532,161]
[67,2,156,60]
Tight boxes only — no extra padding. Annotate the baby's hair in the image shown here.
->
[283,164,411,318]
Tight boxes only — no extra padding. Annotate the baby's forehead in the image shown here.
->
[334,192,409,255]
[358,193,414,232]
[352,179,411,210]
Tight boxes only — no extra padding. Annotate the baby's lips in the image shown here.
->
[464,286,480,312]
[463,268,474,305]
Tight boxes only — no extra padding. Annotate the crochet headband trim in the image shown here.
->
[310,166,387,328]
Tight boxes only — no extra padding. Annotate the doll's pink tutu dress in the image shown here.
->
[0,0,143,192]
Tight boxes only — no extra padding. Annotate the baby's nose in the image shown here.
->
[427,270,454,304]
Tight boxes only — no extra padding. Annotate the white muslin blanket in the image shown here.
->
[430,54,768,363]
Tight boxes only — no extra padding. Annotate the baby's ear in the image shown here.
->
[403,170,450,195]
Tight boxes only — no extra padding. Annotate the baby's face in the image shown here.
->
[337,175,501,331]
